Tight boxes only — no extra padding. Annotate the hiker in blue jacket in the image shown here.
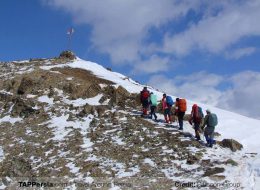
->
[201,109,218,147]
[149,92,158,121]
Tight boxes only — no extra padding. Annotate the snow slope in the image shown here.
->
[42,58,260,151]
[39,57,260,189]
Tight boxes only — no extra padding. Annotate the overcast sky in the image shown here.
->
[0,0,260,119]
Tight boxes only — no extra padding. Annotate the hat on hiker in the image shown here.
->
[206,109,211,113]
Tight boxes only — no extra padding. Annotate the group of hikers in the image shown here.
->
[140,87,218,148]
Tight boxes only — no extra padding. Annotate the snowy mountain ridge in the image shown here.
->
[0,54,259,189]
[49,57,260,152]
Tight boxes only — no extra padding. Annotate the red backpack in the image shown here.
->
[192,104,201,123]
[141,90,149,100]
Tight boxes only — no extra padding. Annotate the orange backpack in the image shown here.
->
[178,99,187,112]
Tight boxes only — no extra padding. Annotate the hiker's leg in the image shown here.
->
[153,107,157,120]
[150,106,154,119]
[178,112,184,130]
[204,128,209,144]
[164,110,168,123]
[194,123,200,140]
[209,128,215,147]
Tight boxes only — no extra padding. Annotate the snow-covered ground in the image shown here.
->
[41,58,260,151]
[0,147,4,162]
[1,57,260,189]
[41,57,260,189]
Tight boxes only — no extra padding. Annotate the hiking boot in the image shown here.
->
[196,135,201,141]
[178,128,183,130]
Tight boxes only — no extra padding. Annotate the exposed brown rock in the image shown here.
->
[203,167,225,177]
[59,50,76,60]
[219,139,243,152]
[17,77,34,95]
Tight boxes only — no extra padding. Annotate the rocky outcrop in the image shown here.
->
[102,85,131,108]
[11,97,37,118]
[203,167,225,177]
[17,77,34,95]
[59,50,76,60]
[77,104,96,117]
[219,139,243,152]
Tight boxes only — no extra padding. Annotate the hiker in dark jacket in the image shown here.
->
[189,104,203,141]
[175,98,186,130]
[140,87,150,116]
[201,109,217,147]
[149,92,158,121]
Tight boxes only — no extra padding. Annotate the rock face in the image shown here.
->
[17,77,34,95]
[59,50,76,60]
[219,139,243,152]
[203,167,225,177]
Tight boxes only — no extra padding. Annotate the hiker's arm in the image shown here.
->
[201,115,208,130]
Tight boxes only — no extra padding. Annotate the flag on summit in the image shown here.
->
[67,27,74,35]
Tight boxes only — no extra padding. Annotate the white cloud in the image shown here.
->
[131,55,171,74]
[225,47,256,60]
[44,0,199,64]
[220,71,260,118]
[162,0,260,56]
[148,71,260,119]
[148,72,223,105]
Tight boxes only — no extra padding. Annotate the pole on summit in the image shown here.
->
[67,27,74,51]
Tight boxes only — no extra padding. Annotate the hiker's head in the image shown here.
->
[163,93,166,98]
[176,98,180,102]
[192,104,197,108]
[206,109,211,114]
[150,92,153,95]
[143,87,147,90]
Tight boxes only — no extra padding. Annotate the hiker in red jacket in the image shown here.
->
[189,104,204,141]
[140,87,150,116]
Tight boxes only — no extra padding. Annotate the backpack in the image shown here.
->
[208,113,218,127]
[193,106,204,123]
[141,90,149,101]
[150,94,157,106]
[178,99,187,112]
[198,107,204,118]
[166,96,174,106]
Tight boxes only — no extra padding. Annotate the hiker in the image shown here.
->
[189,104,204,141]
[140,87,150,116]
[162,94,173,123]
[175,98,187,130]
[201,109,218,147]
[149,92,158,121]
